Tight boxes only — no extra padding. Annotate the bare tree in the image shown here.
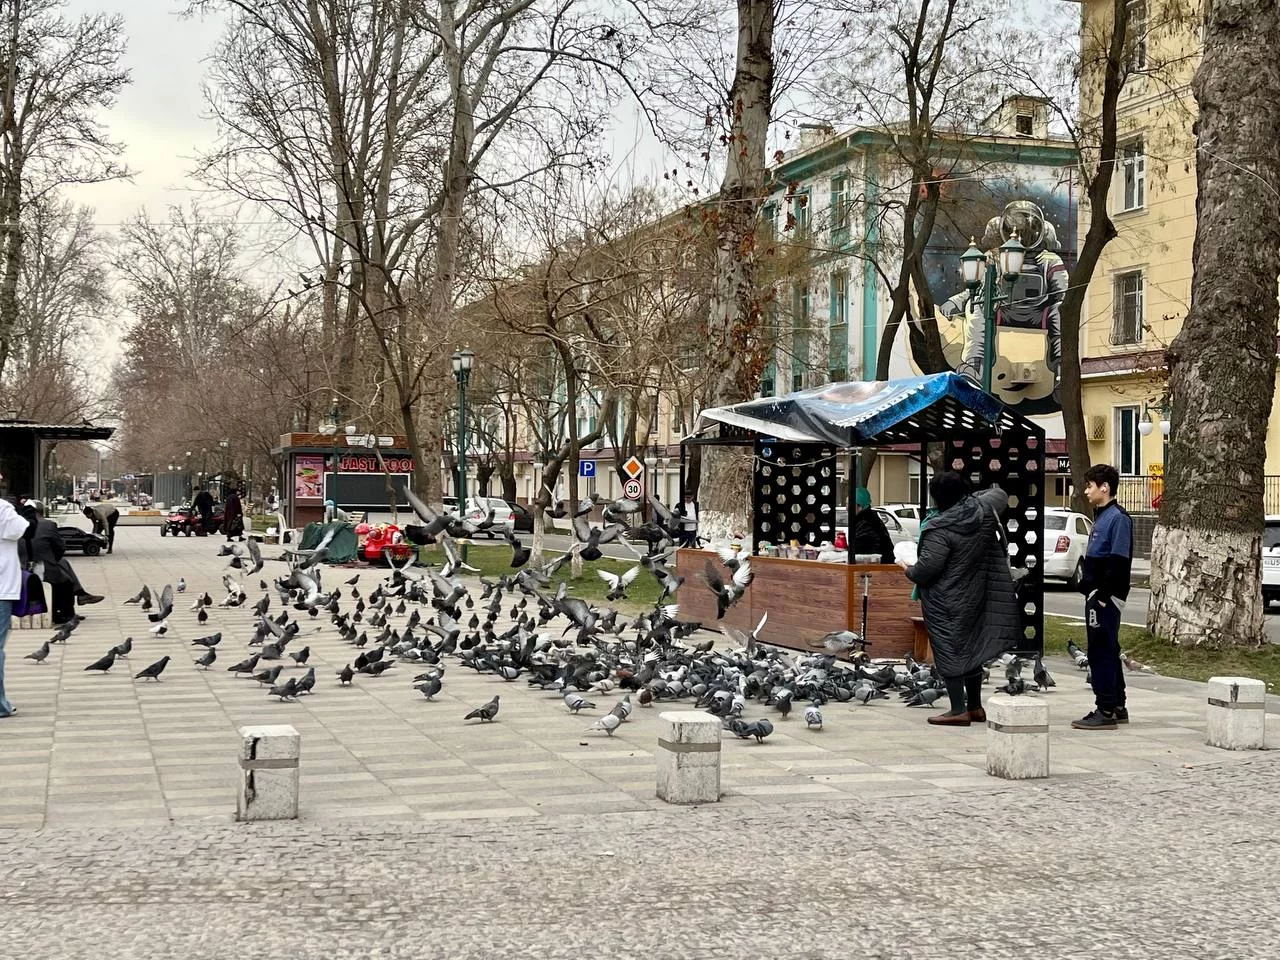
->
[1146,0,1280,647]
[0,0,128,379]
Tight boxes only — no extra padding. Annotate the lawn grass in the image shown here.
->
[417,541,664,610]
[1044,615,1280,691]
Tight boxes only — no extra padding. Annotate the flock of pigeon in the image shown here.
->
[20,488,1118,746]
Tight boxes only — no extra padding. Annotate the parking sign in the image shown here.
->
[579,460,596,478]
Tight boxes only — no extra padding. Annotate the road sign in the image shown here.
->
[579,460,596,478]
[622,478,642,500]
[621,456,644,480]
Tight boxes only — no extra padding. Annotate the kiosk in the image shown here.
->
[272,432,416,529]
[679,374,1045,659]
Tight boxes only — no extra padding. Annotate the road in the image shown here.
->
[1043,582,1280,643]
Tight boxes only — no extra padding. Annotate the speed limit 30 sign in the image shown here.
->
[622,478,642,500]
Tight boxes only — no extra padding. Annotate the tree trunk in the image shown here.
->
[1147,0,1280,647]
[699,0,775,544]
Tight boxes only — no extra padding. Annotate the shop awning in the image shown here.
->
[695,373,1036,447]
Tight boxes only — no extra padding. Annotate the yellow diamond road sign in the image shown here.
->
[622,456,645,480]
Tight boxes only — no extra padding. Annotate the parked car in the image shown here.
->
[882,503,923,537]
[833,507,911,548]
[57,526,108,557]
[1263,516,1280,606]
[510,500,535,533]
[440,496,516,538]
[1041,507,1092,588]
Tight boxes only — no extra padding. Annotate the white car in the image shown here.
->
[882,503,923,537]
[1041,507,1092,588]
[441,496,516,538]
[1262,516,1280,606]
[833,507,912,547]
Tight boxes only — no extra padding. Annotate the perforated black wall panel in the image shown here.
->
[753,440,837,550]
[944,430,1045,655]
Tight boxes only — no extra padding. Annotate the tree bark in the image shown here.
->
[699,0,775,544]
[1147,0,1280,647]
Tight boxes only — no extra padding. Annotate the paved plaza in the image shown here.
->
[3,525,1279,957]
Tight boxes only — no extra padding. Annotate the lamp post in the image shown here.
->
[451,348,475,501]
[960,235,1026,394]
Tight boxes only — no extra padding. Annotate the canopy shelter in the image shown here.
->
[0,419,115,502]
[684,373,1045,655]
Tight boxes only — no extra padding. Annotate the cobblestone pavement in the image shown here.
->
[3,757,1280,959]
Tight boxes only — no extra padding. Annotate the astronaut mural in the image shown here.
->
[908,170,1077,418]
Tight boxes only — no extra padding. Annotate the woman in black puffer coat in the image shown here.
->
[902,471,1020,726]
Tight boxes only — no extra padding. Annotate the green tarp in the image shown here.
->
[298,521,359,563]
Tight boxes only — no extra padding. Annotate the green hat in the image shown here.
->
[855,487,872,509]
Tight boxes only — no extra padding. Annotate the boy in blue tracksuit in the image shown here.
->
[1072,463,1133,730]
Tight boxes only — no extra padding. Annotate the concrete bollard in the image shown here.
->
[656,711,721,804]
[237,724,301,821]
[1206,676,1266,751]
[985,693,1049,780]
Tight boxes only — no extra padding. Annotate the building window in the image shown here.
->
[1015,114,1033,136]
[1112,271,1144,344]
[830,175,849,233]
[828,269,848,379]
[761,203,776,238]
[792,281,811,387]
[1119,139,1145,211]
[649,394,659,435]
[1126,0,1147,72]
[792,190,810,238]
[1115,405,1142,476]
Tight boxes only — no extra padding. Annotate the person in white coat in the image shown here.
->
[0,490,39,718]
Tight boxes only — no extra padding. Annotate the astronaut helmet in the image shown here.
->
[1000,200,1046,250]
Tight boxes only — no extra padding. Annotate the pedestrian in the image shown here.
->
[1072,463,1133,730]
[192,486,215,536]
[18,501,104,624]
[223,485,245,542]
[901,471,1020,726]
[851,487,895,563]
[675,491,699,547]
[0,489,39,718]
[82,501,120,554]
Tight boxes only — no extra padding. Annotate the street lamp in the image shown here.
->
[451,348,475,501]
[1139,401,1172,438]
[960,234,1026,394]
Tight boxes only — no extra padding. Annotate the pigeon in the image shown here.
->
[727,717,774,742]
[289,645,311,665]
[998,677,1028,695]
[24,641,51,663]
[585,713,622,736]
[112,637,133,658]
[1033,656,1055,689]
[194,648,217,669]
[1067,639,1089,669]
[464,695,501,722]
[804,700,824,730]
[252,665,284,686]
[191,632,222,649]
[134,656,171,682]
[344,574,360,585]
[904,687,945,707]
[1121,651,1154,673]
[227,654,260,675]
[177,577,186,593]
[83,650,116,672]
[563,691,596,714]
[124,585,151,606]
[610,693,633,723]
[414,675,443,700]
[702,559,753,619]
[268,677,299,701]
[295,667,316,695]
[597,565,640,601]
[337,664,355,685]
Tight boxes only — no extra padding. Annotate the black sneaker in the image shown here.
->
[1071,710,1118,730]
[1114,707,1129,724]
[76,593,104,605]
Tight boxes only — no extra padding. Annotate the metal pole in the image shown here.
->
[847,450,858,565]
[457,376,467,503]
[981,261,997,395]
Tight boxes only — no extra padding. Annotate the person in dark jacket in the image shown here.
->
[902,472,1020,726]
[223,486,245,542]
[1072,463,1133,730]
[18,501,103,623]
[851,487,894,563]
[82,502,119,554]
[192,487,215,536]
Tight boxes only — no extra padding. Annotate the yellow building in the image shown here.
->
[1078,0,1280,511]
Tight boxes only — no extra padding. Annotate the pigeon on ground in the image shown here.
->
[295,667,316,695]
[998,677,1028,695]
[191,632,222,648]
[610,694,633,723]
[727,717,774,743]
[564,691,596,714]
[1033,656,1055,689]
[177,577,186,592]
[804,701,824,730]
[227,654,260,675]
[1121,651,1154,673]
[1067,639,1089,669]
[290,645,310,665]
[194,648,217,669]
[337,664,354,685]
[24,642,51,663]
[268,677,299,701]
[904,687,945,707]
[135,656,171,682]
[112,637,133,658]
[414,675,442,700]
[84,651,116,672]
[464,695,501,722]
[252,665,284,686]
[585,713,622,736]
